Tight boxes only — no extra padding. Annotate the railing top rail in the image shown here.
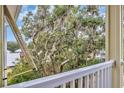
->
[6,60,115,88]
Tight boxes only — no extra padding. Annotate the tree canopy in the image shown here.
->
[8,5,106,85]
[7,41,19,53]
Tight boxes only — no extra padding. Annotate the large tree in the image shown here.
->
[9,5,105,84]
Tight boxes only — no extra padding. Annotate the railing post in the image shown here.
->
[61,83,66,88]
[78,77,83,88]
[0,5,4,87]
[104,68,108,88]
[84,75,89,88]
[106,5,122,88]
[70,80,75,88]
[100,69,103,88]
[96,71,100,88]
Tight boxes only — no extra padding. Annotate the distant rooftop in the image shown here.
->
[7,50,20,67]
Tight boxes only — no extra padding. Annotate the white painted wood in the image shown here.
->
[103,69,106,88]
[106,67,109,88]
[100,69,103,88]
[105,68,107,88]
[90,73,95,88]
[84,76,87,88]
[78,77,83,88]
[108,67,110,88]
[96,71,100,88]
[3,22,8,87]
[6,60,114,88]
[61,83,66,88]
[109,67,112,87]
[85,75,89,88]
[120,60,124,87]
[108,67,112,88]
[121,62,124,87]
[0,5,4,87]
[106,6,122,88]
[105,68,108,88]
[70,80,75,88]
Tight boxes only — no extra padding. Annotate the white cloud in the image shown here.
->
[21,5,29,12]
[49,5,55,13]
[18,5,37,21]
[18,26,22,30]
[18,11,28,21]
[32,6,37,14]
[100,12,105,17]
[18,6,29,20]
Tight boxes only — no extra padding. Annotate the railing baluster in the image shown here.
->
[84,76,86,88]
[108,67,110,88]
[121,64,124,87]
[61,83,66,88]
[5,60,114,88]
[70,80,75,88]
[105,68,107,88]
[78,77,83,88]
[90,73,95,88]
[105,67,108,88]
[83,77,85,88]
[108,66,112,88]
[96,71,100,88]
[84,75,89,88]
[106,67,109,88]
[100,69,103,88]
[109,67,112,87]
[103,68,106,88]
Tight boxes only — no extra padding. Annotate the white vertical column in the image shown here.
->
[61,83,66,88]
[100,70,104,88]
[0,5,4,87]
[103,69,106,88]
[70,80,75,88]
[78,77,83,88]
[90,73,95,88]
[106,67,109,88]
[121,62,124,86]
[84,75,89,88]
[108,67,110,88]
[96,71,100,88]
[109,67,112,87]
[105,68,108,88]
[106,5,122,88]
[3,18,8,87]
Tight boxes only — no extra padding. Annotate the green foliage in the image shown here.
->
[8,58,42,85]
[7,41,19,53]
[81,17,103,27]
[9,5,106,85]
[54,6,67,16]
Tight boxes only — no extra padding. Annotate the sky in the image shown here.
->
[7,5,37,41]
[7,5,106,42]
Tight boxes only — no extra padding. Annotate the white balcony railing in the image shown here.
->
[6,60,114,88]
